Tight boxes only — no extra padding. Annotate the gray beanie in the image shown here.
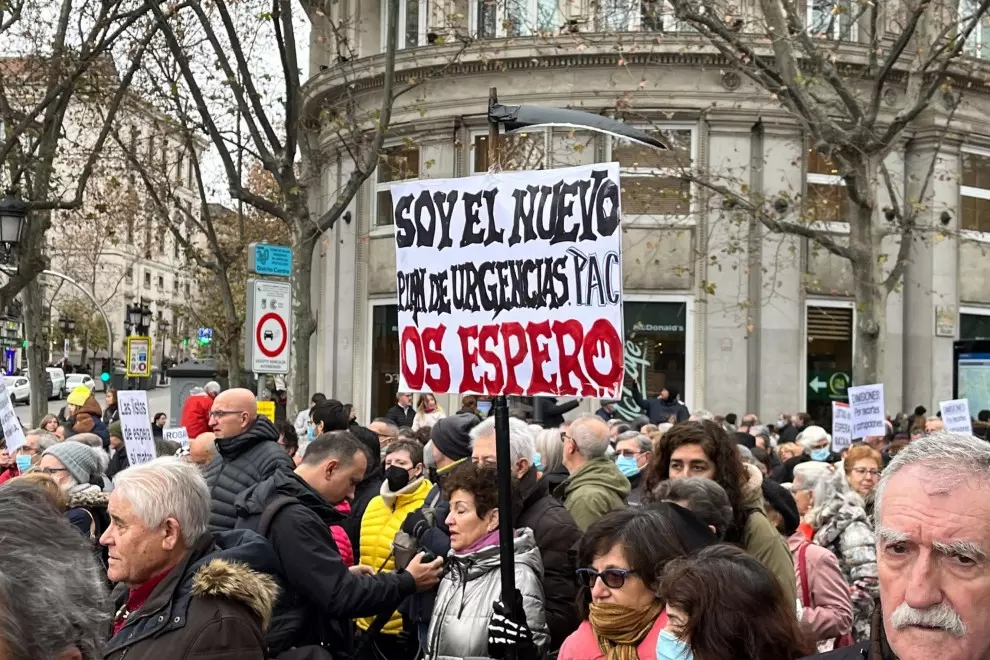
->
[42,442,101,485]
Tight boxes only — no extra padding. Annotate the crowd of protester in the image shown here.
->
[0,386,988,660]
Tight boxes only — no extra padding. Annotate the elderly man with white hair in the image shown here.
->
[554,413,630,531]
[470,416,582,651]
[101,457,280,660]
[805,431,990,660]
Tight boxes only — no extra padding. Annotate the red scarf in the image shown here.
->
[112,568,174,636]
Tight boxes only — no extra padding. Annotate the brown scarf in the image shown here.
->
[588,602,664,660]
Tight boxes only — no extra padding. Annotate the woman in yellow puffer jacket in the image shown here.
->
[357,439,433,657]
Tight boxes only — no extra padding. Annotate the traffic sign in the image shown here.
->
[246,279,291,374]
[808,369,851,401]
[248,243,293,277]
[126,336,153,378]
[198,327,213,345]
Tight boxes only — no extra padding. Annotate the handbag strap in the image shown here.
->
[797,542,811,608]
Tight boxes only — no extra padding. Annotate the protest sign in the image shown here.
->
[848,383,886,439]
[831,401,853,450]
[163,427,190,447]
[940,398,973,435]
[390,163,625,398]
[257,400,276,422]
[118,391,156,466]
[0,379,25,453]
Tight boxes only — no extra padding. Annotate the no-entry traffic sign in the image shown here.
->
[246,280,291,374]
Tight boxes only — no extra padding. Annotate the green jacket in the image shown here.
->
[553,458,630,531]
[740,464,797,605]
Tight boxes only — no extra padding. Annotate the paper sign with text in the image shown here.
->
[831,401,853,450]
[848,383,886,439]
[163,427,189,447]
[118,391,156,466]
[940,398,973,435]
[257,400,276,423]
[390,163,625,398]
[0,379,25,453]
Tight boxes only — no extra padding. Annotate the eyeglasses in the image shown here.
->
[36,467,67,476]
[851,467,881,478]
[576,568,637,589]
[208,409,243,420]
[615,449,641,459]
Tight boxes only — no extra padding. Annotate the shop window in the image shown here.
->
[614,301,688,421]
[369,304,400,420]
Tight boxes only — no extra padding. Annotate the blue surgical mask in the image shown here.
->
[656,629,693,660]
[306,423,316,441]
[15,454,32,474]
[615,455,640,478]
[532,452,544,472]
[810,447,830,462]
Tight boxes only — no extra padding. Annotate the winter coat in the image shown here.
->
[537,397,581,428]
[0,466,16,485]
[516,467,582,650]
[71,395,109,448]
[386,403,416,429]
[356,476,433,635]
[204,416,297,531]
[812,469,879,642]
[543,464,569,499]
[630,386,689,424]
[413,408,446,431]
[233,469,417,655]
[104,529,280,660]
[293,408,311,437]
[626,471,646,507]
[789,531,854,643]
[594,406,616,422]
[553,457,630,531]
[343,462,385,555]
[180,391,215,439]
[738,464,797,605]
[426,528,549,660]
[331,500,354,566]
[103,403,119,425]
[107,447,130,479]
[800,608,888,659]
[557,610,669,660]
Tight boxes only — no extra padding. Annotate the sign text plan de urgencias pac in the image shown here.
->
[392,163,625,398]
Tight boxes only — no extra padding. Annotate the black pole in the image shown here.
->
[492,395,517,635]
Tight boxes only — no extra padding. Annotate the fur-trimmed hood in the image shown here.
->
[191,557,279,631]
[66,487,110,510]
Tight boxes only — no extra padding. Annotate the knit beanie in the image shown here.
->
[42,441,101,485]
[431,412,481,462]
[108,421,123,441]
[67,385,92,407]
[761,479,800,536]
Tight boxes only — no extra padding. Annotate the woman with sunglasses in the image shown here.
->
[558,505,717,660]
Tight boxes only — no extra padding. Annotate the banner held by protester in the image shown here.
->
[118,390,156,466]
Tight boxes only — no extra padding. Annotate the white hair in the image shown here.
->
[204,381,221,395]
[568,413,610,459]
[692,409,714,421]
[792,461,834,492]
[797,425,830,452]
[470,416,536,465]
[875,432,990,530]
[615,430,652,453]
[533,428,564,473]
[113,457,211,546]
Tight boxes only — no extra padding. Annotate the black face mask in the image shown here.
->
[386,466,412,492]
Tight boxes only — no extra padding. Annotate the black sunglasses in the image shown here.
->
[576,567,637,589]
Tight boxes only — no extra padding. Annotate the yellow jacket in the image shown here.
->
[356,477,433,634]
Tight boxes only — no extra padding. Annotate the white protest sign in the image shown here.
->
[848,383,886,439]
[390,163,625,398]
[163,427,189,447]
[118,391,156,466]
[940,398,973,435]
[831,401,853,451]
[0,379,25,453]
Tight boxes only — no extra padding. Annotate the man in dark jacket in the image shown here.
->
[385,392,415,429]
[537,396,581,428]
[103,458,280,660]
[470,416,582,650]
[631,384,690,424]
[234,430,442,656]
[204,388,296,530]
[346,425,385,554]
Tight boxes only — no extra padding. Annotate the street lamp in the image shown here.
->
[125,304,143,332]
[58,317,76,334]
[158,318,170,385]
[0,190,27,257]
[139,303,153,335]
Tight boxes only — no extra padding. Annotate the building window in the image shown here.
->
[126,267,134,283]
[472,0,560,37]
[609,126,693,217]
[174,278,180,294]
[961,311,990,339]
[613,301,688,421]
[369,304,399,420]
[185,282,190,296]
[157,275,164,290]
[383,0,428,50]
[144,271,152,289]
[597,0,684,32]
[961,0,988,58]
[805,148,849,227]
[176,150,185,185]
[806,0,858,39]
[471,131,546,174]
[962,149,990,233]
[147,134,156,165]
[375,145,420,227]
[187,157,195,189]
[805,303,854,428]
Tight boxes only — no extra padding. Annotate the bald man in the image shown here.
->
[187,431,217,466]
[202,387,295,530]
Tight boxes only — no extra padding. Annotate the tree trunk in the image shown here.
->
[289,226,318,416]
[24,279,49,427]
[849,185,886,388]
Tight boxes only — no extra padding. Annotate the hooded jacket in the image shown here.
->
[104,529,279,660]
[426,528,549,660]
[537,397,580,428]
[344,426,385,554]
[181,391,215,439]
[516,467,582,650]
[204,416,297,531]
[553,457,630,531]
[630,385,689,424]
[739,464,798,606]
[233,469,417,655]
[71,395,110,448]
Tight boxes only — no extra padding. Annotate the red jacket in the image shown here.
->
[180,392,215,438]
[558,610,668,660]
[0,467,17,485]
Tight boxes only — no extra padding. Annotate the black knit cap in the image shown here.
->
[761,479,800,536]
[431,412,481,461]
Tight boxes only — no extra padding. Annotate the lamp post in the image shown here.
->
[0,189,27,265]
[158,318,170,385]
[58,317,75,364]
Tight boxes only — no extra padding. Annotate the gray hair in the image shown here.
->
[750,425,771,441]
[204,381,221,395]
[113,457,210,546]
[692,409,714,421]
[875,432,990,530]
[533,428,564,474]
[797,425,830,452]
[25,429,58,454]
[568,413,610,459]
[653,477,734,541]
[615,430,652,453]
[0,480,110,659]
[792,461,834,493]
[470,416,536,465]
